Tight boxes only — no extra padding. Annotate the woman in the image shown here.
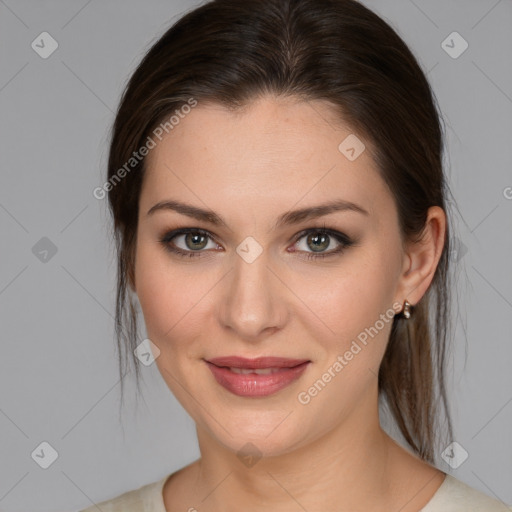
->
[81,0,511,510]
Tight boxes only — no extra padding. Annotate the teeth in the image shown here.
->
[229,367,283,375]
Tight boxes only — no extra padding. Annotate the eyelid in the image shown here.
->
[159,224,357,261]
[290,225,352,245]
[161,228,221,251]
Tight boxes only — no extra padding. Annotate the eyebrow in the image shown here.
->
[146,198,369,229]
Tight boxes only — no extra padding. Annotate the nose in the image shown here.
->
[218,246,288,342]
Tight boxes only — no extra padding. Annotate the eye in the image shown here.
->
[291,226,355,260]
[159,225,356,260]
[160,228,219,258]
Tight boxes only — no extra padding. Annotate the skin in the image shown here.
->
[133,95,447,511]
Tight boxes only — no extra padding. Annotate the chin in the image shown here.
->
[198,405,316,460]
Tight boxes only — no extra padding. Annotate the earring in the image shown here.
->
[403,300,412,319]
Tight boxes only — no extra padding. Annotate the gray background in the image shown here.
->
[0,1,511,511]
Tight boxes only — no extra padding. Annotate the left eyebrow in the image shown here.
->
[146,198,369,230]
[274,199,369,229]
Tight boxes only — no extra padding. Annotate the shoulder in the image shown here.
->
[421,474,512,512]
[78,475,168,512]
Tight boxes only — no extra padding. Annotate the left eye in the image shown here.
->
[294,230,343,255]
[290,228,355,260]
[159,227,355,260]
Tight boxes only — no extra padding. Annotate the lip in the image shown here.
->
[207,356,310,369]
[204,356,311,397]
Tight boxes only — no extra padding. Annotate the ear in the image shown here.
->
[394,206,446,308]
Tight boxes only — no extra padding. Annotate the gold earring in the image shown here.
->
[403,300,412,319]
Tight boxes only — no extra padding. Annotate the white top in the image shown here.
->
[79,473,512,511]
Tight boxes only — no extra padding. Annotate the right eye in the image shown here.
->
[160,228,220,258]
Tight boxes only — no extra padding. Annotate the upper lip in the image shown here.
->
[206,356,310,369]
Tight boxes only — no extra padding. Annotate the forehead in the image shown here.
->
[141,96,391,220]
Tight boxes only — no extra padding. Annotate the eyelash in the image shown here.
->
[159,223,356,261]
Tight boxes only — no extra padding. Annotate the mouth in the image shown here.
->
[204,356,311,397]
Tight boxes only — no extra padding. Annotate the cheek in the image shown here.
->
[134,241,215,357]
[300,248,399,386]
[309,253,395,334]
[135,241,184,341]
[293,268,397,422]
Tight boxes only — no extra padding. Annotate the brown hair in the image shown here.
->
[106,0,456,464]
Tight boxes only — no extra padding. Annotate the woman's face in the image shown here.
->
[134,96,409,457]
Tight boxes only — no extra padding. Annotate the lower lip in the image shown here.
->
[205,361,310,397]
